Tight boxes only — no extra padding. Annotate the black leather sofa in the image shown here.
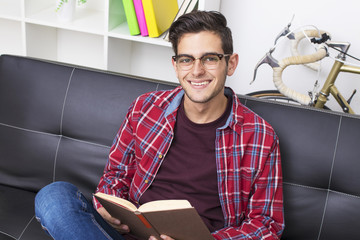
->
[1,54,360,240]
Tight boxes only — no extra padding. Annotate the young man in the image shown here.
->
[35,11,284,240]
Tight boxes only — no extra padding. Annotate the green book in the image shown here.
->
[122,0,140,35]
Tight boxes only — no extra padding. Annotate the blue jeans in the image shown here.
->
[35,181,125,240]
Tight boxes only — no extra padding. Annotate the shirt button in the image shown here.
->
[159,154,163,159]
[145,180,149,184]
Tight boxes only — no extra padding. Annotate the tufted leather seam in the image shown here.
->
[17,215,35,240]
[52,138,61,182]
[0,230,15,240]
[283,182,327,192]
[283,181,360,199]
[0,122,111,149]
[53,68,75,183]
[316,115,342,240]
[59,68,75,135]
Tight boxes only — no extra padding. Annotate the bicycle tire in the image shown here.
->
[247,90,301,105]
[247,90,331,110]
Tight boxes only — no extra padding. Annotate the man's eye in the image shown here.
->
[179,57,193,64]
[203,55,219,62]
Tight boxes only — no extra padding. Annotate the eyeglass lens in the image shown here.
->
[176,54,226,70]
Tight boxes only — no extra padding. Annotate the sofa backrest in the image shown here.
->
[0,55,176,198]
[1,55,360,239]
[239,95,360,240]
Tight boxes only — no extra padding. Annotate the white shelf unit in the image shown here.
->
[0,0,220,81]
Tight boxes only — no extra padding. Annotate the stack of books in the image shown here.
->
[122,0,199,39]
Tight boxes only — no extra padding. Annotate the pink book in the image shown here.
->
[133,0,148,36]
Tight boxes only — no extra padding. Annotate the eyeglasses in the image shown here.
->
[172,53,232,71]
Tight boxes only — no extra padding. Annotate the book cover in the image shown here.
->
[163,0,199,41]
[142,0,179,38]
[122,0,140,35]
[185,0,199,14]
[94,192,213,240]
[133,0,149,36]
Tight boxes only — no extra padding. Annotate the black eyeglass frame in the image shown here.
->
[172,53,232,70]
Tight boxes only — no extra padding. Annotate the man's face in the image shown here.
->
[172,31,237,106]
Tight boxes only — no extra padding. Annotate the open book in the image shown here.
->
[94,192,213,240]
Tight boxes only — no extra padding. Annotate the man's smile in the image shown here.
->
[188,80,211,87]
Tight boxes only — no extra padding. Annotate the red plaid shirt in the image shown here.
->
[94,86,284,239]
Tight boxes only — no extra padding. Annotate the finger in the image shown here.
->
[97,207,129,233]
[97,207,120,224]
[160,235,174,240]
[111,223,130,233]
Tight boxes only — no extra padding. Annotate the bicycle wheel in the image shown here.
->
[247,90,300,105]
[247,90,332,110]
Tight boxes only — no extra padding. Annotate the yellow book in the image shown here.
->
[142,0,179,38]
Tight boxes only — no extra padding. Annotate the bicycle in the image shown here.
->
[249,21,359,114]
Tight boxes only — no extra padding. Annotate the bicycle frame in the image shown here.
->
[315,54,360,114]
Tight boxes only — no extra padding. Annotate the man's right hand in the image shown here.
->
[97,207,130,233]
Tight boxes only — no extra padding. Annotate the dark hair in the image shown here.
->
[168,11,233,55]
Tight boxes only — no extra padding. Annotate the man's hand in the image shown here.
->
[97,208,175,240]
[96,207,130,233]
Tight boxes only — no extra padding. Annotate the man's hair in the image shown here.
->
[168,11,233,55]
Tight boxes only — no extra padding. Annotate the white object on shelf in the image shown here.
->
[56,0,76,22]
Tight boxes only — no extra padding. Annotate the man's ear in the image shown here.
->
[226,53,239,76]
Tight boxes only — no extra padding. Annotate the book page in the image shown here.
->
[94,192,138,211]
[139,199,192,212]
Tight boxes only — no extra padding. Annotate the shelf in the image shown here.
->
[0,0,221,81]
[108,24,171,47]
[25,6,105,35]
[0,18,24,55]
[55,29,105,69]
[0,0,22,20]
[107,37,175,81]
[26,23,105,69]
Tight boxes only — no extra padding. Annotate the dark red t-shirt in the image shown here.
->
[140,97,232,232]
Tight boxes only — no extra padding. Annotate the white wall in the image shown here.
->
[221,0,360,113]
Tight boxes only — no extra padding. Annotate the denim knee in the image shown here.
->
[35,181,125,240]
[35,181,76,226]
[35,181,75,208]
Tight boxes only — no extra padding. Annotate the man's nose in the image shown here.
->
[192,58,206,75]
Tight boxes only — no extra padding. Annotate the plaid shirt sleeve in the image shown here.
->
[93,99,139,209]
[212,100,284,239]
[213,138,283,239]
[93,89,179,209]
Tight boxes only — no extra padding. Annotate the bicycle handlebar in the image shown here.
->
[273,46,327,105]
[290,29,329,71]
[252,27,330,105]
[272,29,329,105]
